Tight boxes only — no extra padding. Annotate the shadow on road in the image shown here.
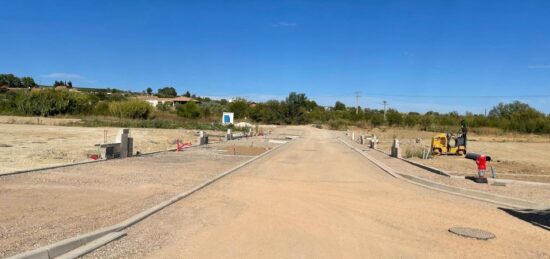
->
[499,207,550,231]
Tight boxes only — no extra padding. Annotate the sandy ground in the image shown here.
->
[0,136,282,258]
[0,118,227,173]
[349,127,550,183]
[83,126,549,258]
[347,142,550,206]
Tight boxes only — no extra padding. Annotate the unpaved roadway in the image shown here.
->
[84,126,548,258]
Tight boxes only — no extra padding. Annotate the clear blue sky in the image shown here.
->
[1,0,549,113]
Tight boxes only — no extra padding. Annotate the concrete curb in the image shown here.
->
[56,232,127,259]
[370,145,550,187]
[8,138,295,259]
[339,139,401,179]
[371,148,452,177]
[487,178,550,187]
[339,138,544,210]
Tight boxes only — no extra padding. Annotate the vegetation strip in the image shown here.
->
[2,73,550,134]
[8,139,294,259]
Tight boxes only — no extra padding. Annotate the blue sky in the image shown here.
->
[1,0,549,113]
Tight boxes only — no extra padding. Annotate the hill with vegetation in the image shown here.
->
[1,73,548,134]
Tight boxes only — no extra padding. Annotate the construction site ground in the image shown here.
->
[82,126,549,258]
[347,140,550,206]
[351,127,550,183]
[0,121,227,174]
[1,124,549,258]
[0,135,285,258]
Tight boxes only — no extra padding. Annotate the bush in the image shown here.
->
[108,100,152,119]
[370,113,384,127]
[328,118,348,130]
[386,109,403,126]
[177,101,201,118]
[92,101,110,116]
[8,89,93,116]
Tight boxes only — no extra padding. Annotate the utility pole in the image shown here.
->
[383,100,388,120]
[354,91,361,114]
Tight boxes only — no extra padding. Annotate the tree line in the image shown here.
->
[1,76,548,134]
[0,74,37,88]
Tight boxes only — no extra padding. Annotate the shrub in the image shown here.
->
[370,113,384,127]
[92,101,110,116]
[109,100,152,119]
[8,89,93,116]
[177,101,201,118]
[328,118,348,130]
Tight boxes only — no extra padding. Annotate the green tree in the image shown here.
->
[283,92,309,124]
[228,98,249,119]
[53,80,66,87]
[386,109,403,126]
[0,74,22,88]
[20,77,38,88]
[420,114,433,131]
[183,91,191,97]
[250,100,283,124]
[334,101,346,111]
[146,87,153,95]
[370,113,384,127]
[157,87,177,98]
[404,113,420,127]
[489,101,543,120]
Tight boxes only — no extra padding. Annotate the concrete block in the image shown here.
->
[226,129,233,141]
[127,137,133,157]
[391,138,400,158]
[369,134,377,149]
[116,129,129,158]
[197,131,209,145]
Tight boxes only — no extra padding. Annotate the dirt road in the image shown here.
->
[88,126,549,258]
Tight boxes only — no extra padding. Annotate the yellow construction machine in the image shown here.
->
[431,120,467,156]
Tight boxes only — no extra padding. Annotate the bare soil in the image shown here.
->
[0,137,280,258]
[220,145,271,156]
[349,127,550,183]
[0,116,225,174]
[86,126,549,258]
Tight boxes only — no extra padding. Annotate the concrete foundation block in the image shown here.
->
[127,137,133,157]
[369,134,377,149]
[116,129,129,158]
[226,129,233,141]
[391,138,400,158]
[197,131,209,145]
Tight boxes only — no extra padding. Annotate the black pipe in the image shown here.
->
[465,153,491,161]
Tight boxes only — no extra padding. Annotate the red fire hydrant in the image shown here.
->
[476,154,487,178]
